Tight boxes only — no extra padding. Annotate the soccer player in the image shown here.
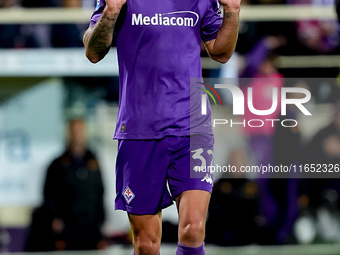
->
[83,0,240,254]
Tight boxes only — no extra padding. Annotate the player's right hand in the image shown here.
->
[105,0,126,10]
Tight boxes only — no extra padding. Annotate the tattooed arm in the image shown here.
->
[204,0,240,64]
[83,0,126,63]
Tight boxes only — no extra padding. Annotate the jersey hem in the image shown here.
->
[115,203,173,215]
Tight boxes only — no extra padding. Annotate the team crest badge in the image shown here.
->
[123,186,135,204]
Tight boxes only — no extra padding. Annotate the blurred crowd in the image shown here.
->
[2,0,340,252]
[0,0,90,48]
[206,99,340,246]
[202,21,340,245]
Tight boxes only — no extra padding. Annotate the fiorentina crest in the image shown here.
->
[123,186,135,204]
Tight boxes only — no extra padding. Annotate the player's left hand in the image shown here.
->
[219,0,241,12]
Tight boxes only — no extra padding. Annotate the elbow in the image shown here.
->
[209,45,235,64]
[85,46,110,63]
[214,56,231,64]
[88,57,101,64]
[211,53,232,64]
[86,50,102,64]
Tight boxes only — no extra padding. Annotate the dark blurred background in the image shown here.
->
[1,0,340,254]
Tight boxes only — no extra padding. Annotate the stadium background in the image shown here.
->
[1,0,340,254]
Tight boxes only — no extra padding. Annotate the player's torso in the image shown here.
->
[108,0,215,139]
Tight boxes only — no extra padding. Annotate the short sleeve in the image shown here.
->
[201,0,223,42]
[89,0,106,27]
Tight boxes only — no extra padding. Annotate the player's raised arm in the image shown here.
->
[204,0,241,64]
[83,0,126,63]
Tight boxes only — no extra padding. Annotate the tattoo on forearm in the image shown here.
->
[224,12,232,18]
[102,12,119,22]
[88,12,119,54]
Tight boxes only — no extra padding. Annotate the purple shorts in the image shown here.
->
[115,135,214,215]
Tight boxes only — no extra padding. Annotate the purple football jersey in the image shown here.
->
[89,0,222,139]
